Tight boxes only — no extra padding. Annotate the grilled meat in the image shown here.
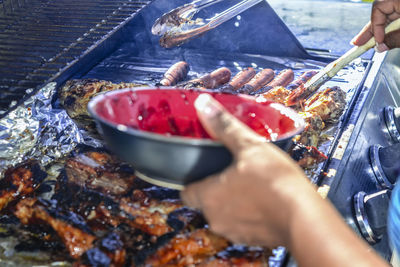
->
[294,112,325,147]
[14,198,96,259]
[290,142,328,168]
[65,151,138,196]
[59,79,143,133]
[238,68,275,94]
[183,67,231,89]
[261,86,290,105]
[286,70,318,90]
[159,61,190,86]
[221,67,256,93]
[197,246,271,267]
[144,229,229,267]
[255,69,294,94]
[0,162,46,212]
[119,197,182,236]
[303,86,347,123]
[61,150,183,236]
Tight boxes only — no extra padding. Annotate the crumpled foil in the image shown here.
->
[0,83,101,175]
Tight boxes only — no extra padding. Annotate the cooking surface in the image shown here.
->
[0,0,150,116]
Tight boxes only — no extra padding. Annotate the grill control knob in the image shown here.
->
[370,143,400,189]
[384,106,400,142]
[354,190,391,244]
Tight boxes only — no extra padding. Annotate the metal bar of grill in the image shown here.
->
[0,0,151,116]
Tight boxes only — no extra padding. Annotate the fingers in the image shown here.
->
[351,22,373,46]
[352,0,400,49]
[194,94,265,154]
[384,28,400,48]
[370,0,393,44]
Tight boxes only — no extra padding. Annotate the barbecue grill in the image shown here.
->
[0,0,397,266]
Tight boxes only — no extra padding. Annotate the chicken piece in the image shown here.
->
[59,79,143,120]
[0,162,46,212]
[119,197,182,236]
[197,246,271,267]
[303,86,346,123]
[14,198,96,259]
[145,229,229,266]
[293,112,325,147]
[290,142,328,168]
[59,79,143,134]
[261,86,290,105]
[60,150,182,236]
[65,151,138,196]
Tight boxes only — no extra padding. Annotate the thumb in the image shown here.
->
[384,29,400,49]
[194,93,265,155]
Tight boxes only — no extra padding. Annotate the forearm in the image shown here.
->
[286,182,389,267]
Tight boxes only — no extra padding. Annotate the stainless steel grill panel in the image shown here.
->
[0,0,150,115]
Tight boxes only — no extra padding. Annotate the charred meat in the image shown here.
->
[303,86,347,123]
[294,112,325,147]
[0,162,46,212]
[14,198,96,259]
[197,246,271,267]
[144,229,229,267]
[59,79,143,133]
[64,151,137,196]
[290,142,328,168]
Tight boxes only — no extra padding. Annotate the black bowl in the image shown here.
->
[88,87,304,189]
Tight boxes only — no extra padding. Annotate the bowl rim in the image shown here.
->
[87,86,305,147]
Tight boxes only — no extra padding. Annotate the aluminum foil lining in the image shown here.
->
[0,83,102,175]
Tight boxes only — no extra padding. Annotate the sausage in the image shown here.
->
[184,67,232,89]
[254,69,294,94]
[238,68,275,94]
[201,67,232,89]
[159,61,190,86]
[221,67,256,93]
[286,70,318,90]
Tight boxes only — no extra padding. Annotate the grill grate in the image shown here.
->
[0,0,150,115]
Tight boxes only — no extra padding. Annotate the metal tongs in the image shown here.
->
[152,0,262,48]
[294,17,400,105]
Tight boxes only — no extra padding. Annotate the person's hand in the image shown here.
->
[180,94,315,248]
[352,0,400,52]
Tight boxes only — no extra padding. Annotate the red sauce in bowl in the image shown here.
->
[94,88,303,141]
